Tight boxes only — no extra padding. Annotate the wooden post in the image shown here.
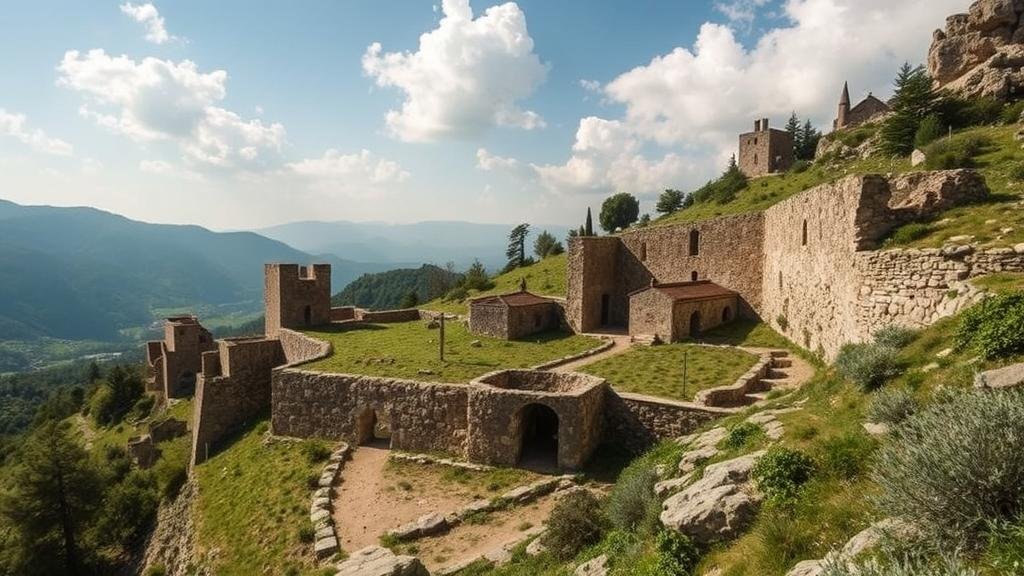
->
[682,349,688,398]
[439,313,445,362]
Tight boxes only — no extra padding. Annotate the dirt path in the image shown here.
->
[551,333,634,373]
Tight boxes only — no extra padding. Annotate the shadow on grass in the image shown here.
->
[306,322,389,335]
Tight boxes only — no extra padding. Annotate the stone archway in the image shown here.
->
[355,408,391,447]
[517,403,559,471]
[689,311,702,338]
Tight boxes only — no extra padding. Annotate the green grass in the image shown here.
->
[424,254,568,315]
[972,272,1024,294]
[701,320,797,351]
[193,420,332,576]
[580,344,757,402]
[302,320,601,383]
[655,155,907,227]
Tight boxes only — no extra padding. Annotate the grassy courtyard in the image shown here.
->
[302,320,601,383]
[580,343,757,402]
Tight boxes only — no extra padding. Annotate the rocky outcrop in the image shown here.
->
[335,546,428,576]
[660,451,764,545]
[575,554,609,576]
[783,518,918,576]
[975,362,1024,388]
[929,0,1024,99]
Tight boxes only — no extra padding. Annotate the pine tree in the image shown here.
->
[533,230,563,259]
[0,421,103,575]
[798,120,822,160]
[880,63,938,156]
[656,189,684,214]
[786,112,803,159]
[584,208,594,236]
[505,223,530,271]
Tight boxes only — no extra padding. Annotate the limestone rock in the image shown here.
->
[335,546,428,576]
[660,452,765,545]
[525,535,547,557]
[975,362,1024,389]
[929,0,1024,100]
[389,512,448,540]
[1014,242,1024,254]
[910,149,927,167]
[315,536,339,559]
[574,554,609,576]
[862,422,890,436]
[655,474,693,497]
[785,560,824,576]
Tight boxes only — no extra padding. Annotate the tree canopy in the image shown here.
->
[599,193,640,233]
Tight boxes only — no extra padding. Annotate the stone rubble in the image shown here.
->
[335,545,428,576]
[309,442,350,560]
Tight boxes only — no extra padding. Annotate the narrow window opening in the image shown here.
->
[640,242,647,262]
[691,271,699,282]
[688,229,700,256]
[801,219,808,246]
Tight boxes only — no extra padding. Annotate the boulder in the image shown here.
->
[660,452,764,545]
[785,560,824,576]
[975,363,1024,389]
[335,546,429,576]
[910,149,927,167]
[929,0,1024,100]
[574,554,609,576]
[389,512,448,541]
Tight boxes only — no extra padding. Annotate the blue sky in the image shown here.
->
[0,0,964,230]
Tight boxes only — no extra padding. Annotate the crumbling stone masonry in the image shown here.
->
[264,263,332,338]
[468,291,560,340]
[146,316,216,398]
[738,118,794,177]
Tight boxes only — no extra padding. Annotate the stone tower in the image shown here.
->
[264,263,332,337]
[836,82,851,130]
[737,118,794,178]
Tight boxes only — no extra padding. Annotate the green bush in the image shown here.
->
[89,365,145,426]
[722,421,764,451]
[834,124,878,148]
[955,293,1024,359]
[655,530,700,575]
[1001,100,1024,124]
[298,524,315,543]
[144,564,168,576]
[872,326,918,349]
[94,470,160,546]
[873,389,1024,549]
[924,135,990,170]
[815,433,874,480]
[130,394,156,421]
[542,489,607,560]
[821,550,979,576]
[691,164,747,206]
[834,343,901,391]
[913,114,944,148]
[443,286,468,303]
[1009,162,1024,182]
[152,453,188,501]
[789,160,811,174]
[606,467,659,534]
[752,447,815,503]
[867,388,919,426]
[302,442,331,464]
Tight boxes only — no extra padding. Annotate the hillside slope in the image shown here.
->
[332,264,461,310]
[0,200,395,341]
[423,253,568,314]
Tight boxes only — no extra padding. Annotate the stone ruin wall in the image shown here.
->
[264,263,332,338]
[671,296,738,341]
[354,308,424,323]
[466,371,605,470]
[855,247,1024,337]
[191,337,284,465]
[566,236,622,332]
[271,369,470,456]
[603,391,733,454]
[468,304,508,339]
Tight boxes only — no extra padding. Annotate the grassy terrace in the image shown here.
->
[580,343,757,402]
[193,421,331,576]
[425,253,568,315]
[302,320,601,382]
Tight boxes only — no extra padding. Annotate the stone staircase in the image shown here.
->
[743,351,798,403]
[695,349,806,408]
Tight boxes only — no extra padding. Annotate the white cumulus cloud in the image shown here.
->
[0,109,74,156]
[120,2,177,44]
[58,49,285,170]
[476,148,520,171]
[362,0,548,142]
[288,149,410,197]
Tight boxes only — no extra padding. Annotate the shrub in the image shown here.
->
[130,394,156,421]
[655,530,700,575]
[443,286,468,303]
[753,447,815,503]
[821,550,979,576]
[722,421,764,451]
[1001,100,1024,124]
[834,343,901,391]
[302,442,331,464]
[789,160,811,174]
[913,114,944,148]
[95,470,160,546]
[606,467,659,534]
[298,524,315,543]
[144,565,168,576]
[954,293,1024,359]
[543,489,607,560]
[873,389,1024,549]
[872,326,918,349]
[924,135,990,170]
[815,433,875,480]
[867,388,919,426]
[153,454,188,500]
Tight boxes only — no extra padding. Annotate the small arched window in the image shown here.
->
[801,219,808,246]
[688,229,700,256]
[691,271,699,282]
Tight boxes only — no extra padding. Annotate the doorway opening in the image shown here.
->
[355,408,391,448]
[689,311,702,338]
[600,294,610,326]
[518,403,559,471]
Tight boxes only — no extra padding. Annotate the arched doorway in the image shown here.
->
[518,403,559,471]
[355,408,391,447]
[303,305,312,325]
[689,311,702,338]
[722,306,732,323]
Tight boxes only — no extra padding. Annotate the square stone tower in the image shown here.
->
[738,118,794,177]
[264,263,332,337]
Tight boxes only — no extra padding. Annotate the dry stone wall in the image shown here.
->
[272,369,470,455]
[604,391,733,454]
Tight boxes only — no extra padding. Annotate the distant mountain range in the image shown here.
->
[0,200,402,341]
[256,220,572,271]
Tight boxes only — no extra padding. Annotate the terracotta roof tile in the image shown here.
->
[635,281,737,302]
[470,291,555,307]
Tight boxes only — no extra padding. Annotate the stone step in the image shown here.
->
[769,350,790,358]
[771,358,793,368]
[765,368,789,379]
